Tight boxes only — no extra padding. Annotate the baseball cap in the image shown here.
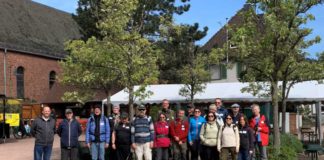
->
[65,109,73,114]
[231,103,240,108]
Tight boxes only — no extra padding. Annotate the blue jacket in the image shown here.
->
[57,119,82,148]
[217,107,228,121]
[85,115,110,144]
[188,116,206,143]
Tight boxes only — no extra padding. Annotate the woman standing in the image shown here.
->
[112,112,132,160]
[238,115,254,160]
[154,113,171,160]
[200,112,220,160]
[217,114,240,160]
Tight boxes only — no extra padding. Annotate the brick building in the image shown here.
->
[0,0,81,102]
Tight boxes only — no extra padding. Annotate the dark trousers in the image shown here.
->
[155,147,169,160]
[201,145,219,160]
[189,140,202,160]
[173,142,187,160]
[220,147,237,160]
[116,145,131,160]
[34,144,53,160]
[61,147,79,160]
[238,148,251,160]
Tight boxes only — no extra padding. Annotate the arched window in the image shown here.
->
[16,66,24,98]
[49,71,56,89]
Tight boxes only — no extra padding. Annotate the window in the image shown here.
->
[49,71,56,89]
[16,66,24,99]
[210,64,227,80]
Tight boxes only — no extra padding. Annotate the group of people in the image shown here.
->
[30,98,270,160]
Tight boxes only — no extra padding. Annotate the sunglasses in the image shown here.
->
[226,118,232,120]
[215,102,221,104]
[194,111,200,113]
[139,109,146,111]
[208,115,215,118]
[160,117,165,119]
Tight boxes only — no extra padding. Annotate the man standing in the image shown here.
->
[112,112,132,160]
[108,105,120,159]
[31,106,56,160]
[158,99,175,121]
[57,109,82,160]
[85,105,110,160]
[215,98,228,121]
[249,104,269,160]
[230,103,243,125]
[131,105,154,160]
[170,109,189,160]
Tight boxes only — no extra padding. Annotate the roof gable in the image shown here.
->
[0,0,81,59]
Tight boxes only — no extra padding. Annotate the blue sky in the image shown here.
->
[33,0,323,57]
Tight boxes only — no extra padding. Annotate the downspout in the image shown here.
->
[3,48,7,95]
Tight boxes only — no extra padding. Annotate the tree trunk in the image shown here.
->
[190,84,195,108]
[281,81,287,133]
[271,81,281,148]
[129,87,135,120]
[106,90,112,116]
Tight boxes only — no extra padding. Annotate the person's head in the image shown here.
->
[194,108,201,118]
[239,115,248,127]
[112,105,120,115]
[251,104,260,116]
[94,105,102,116]
[225,114,233,125]
[158,113,167,122]
[24,121,28,125]
[120,112,129,124]
[65,109,73,120]
[42,106,51,118]
[162,99,169,110]
[215,98,223,108]
[209,104,217,113]
[206,112,216,122]
[187,105,194,115]
[138,105,146,117]
[231,103,240,114]
[177,109,185,119]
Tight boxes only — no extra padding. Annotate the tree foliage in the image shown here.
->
[231,0,324,148]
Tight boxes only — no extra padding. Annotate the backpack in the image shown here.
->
[222,124,237,134]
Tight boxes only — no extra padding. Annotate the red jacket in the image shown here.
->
[169,118,189,143]
[249,115,269,146]
[154,121,170,148]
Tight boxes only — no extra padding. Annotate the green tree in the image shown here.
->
[231,0,324,148]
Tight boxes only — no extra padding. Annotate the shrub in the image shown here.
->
[268,134,303,160]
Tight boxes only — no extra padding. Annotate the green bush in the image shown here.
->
[149,105,160,122]
[268,134,303,160]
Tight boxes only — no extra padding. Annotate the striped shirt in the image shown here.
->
[131,116,154,143]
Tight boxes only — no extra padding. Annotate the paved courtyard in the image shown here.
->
[0,135,87,160]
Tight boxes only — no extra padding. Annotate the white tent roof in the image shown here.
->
[104,81,324,105]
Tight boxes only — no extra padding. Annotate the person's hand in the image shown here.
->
[105,143,109,148]
[236,147,239,153]
[190,141,193,146]
[87,143,91,149]
[258,127,262,131]
[132,143,137,150]
[218,148,221,152]
[112,144,116,150]
[249,150,253,154]
[179,141,182,145]
[150,142,154,148]
[174,136,179,141]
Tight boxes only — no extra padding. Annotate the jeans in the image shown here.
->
[134,142,152,160]
[155,147,168,160]
[252,142,267,160]
[91,142,105,160]
[34,144,53,160]
[61,148,79,160]
[238,148,251,160]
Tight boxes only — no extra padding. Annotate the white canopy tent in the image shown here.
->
[103,81,324,105]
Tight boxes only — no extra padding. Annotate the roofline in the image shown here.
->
[30,0,75,15]
[0,45,65,60]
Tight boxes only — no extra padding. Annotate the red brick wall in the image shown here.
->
[0,50,61,102]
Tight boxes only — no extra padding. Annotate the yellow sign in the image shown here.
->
[0,113,20,126]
